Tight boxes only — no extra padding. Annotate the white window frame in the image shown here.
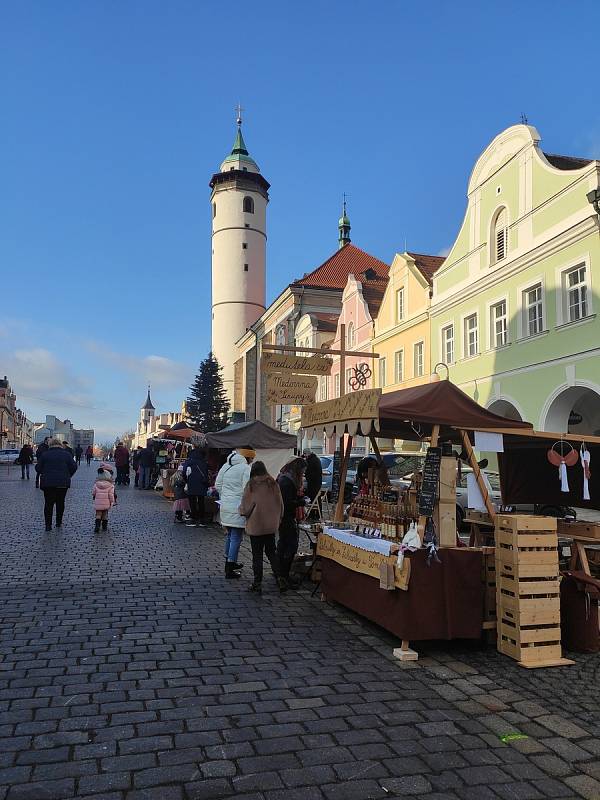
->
[522,281,544,338]
[462,312,479,359]
[413,341,424,378]
[394,349,404,384]
[489,298,508,349]
[558,260,592,325]
[319,376,328,401]
[395,287,405,322]
[490,204,508,266]
[441,323,454,365]
[334,373,340,398]
[378,357,387,388]
[346,322,355,348]
[346,367,353,392]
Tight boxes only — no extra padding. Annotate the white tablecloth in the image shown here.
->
[322,527,392,556]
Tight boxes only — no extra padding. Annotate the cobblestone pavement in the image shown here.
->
[1,466,599,800]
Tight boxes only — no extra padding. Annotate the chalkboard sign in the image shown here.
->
[418,446,441,517]
[330,449,341,502]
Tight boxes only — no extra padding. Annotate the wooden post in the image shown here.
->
[460,429,496,521]
[369,433,382,461]
[339,323,346,397]
[417,425,440,539]
[334,434,353,522]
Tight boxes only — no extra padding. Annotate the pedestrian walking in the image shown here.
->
[138,443,155,489]
[35,438,77,531]
[75,445,83,465]
[181,447,210,527]
[239,461,287,594]
[18,443,34,480]
[92,464,116,532]
[215,448,254,579]
[35,438,49,488]
[172,466,191,523]
[276,458,306,587]
[113,442,130,485]
[85,445,93,465]
[132,446,143,487]
[62,441,74,456]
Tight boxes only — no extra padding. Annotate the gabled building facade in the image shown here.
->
[372,251,444,393]
[430,124,600,435]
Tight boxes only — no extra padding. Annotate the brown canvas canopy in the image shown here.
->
[377,381,532,441]
[205,419,296,450]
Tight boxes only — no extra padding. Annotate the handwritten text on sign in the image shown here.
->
[261,353,333,375]
[317,532,410,590]
[301,388,381,429]
[266,373,318,405]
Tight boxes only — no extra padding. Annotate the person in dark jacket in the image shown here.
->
[62,441,74,456]
[113,442,130,485]
[35,438,77,531]
[35,438,49,487]
[138,443,155,489]
[18,443,34,480]
[85,445,93,465]
[303,451,322,500]
[181,448,210,527]
[132,446,143,486]
[276,458,306,586]
[75,445,83,465]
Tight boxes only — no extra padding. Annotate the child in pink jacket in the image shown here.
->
[93,465,116,532]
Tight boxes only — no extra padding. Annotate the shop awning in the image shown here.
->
[205,419,297,450]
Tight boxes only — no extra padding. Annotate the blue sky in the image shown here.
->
[1,1,599,441]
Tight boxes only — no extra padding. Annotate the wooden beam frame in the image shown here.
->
[262,343,380,359]
[460,429,496,521]
[334,434,353,522]
[468,426,600,445]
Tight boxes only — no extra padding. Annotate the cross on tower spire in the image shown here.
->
[235,103,243,126]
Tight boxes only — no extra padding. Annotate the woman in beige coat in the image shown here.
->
[239,461,287,594]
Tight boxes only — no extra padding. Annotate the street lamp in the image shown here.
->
[587,188,600,216]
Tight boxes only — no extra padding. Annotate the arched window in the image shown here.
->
[212,202,216,219]
[243,196,254,214]
[346,322,355,348]
[492,207,507,264]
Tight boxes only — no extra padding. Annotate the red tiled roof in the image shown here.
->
[543,152,592,170]
[310,312,338,333]
[293,243,389,290]
[407,252,445,284]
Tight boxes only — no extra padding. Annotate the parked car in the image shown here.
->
[0,448,21,464]
[455,468,576,528]
[319,455,334,496]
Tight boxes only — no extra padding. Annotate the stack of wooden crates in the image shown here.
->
[495,514,572,668]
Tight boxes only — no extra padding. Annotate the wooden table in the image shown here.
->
[557,520,600,577]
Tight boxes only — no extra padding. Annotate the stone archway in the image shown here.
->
[543,385,600,435]
[487,399,523,422]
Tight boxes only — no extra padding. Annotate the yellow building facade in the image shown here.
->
[372,252,444,392]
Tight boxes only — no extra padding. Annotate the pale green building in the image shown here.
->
[431,124,600,435]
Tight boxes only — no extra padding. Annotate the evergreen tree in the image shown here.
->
[186,352,230,432]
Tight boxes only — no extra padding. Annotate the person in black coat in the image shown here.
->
[18,443,34,480]
[181,448,210,526]
[277,458,306,585]
[35,438,77,531]
[138,444,155,489]
[35,438,49,488]
[303,451,323,500]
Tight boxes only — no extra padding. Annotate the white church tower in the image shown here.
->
[210,109,269,406]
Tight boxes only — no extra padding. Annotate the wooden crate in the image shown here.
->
[494,515,572,669]
[482,548,497,626]
[557,519,600,541]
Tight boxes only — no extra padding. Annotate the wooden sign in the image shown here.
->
[261,353,333,375]
[301,388,381,429]
[266,373,318,405]
[418,446,441,517]
[317,532,410,590]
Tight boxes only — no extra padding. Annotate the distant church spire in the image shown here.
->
[338,194,351,249]
[143,385,155,411]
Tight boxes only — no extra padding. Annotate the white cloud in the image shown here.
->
[86,341,189,388]
[2,348,93,408]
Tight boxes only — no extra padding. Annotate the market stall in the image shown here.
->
[301,379,600,666]
[206,419,296,477]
